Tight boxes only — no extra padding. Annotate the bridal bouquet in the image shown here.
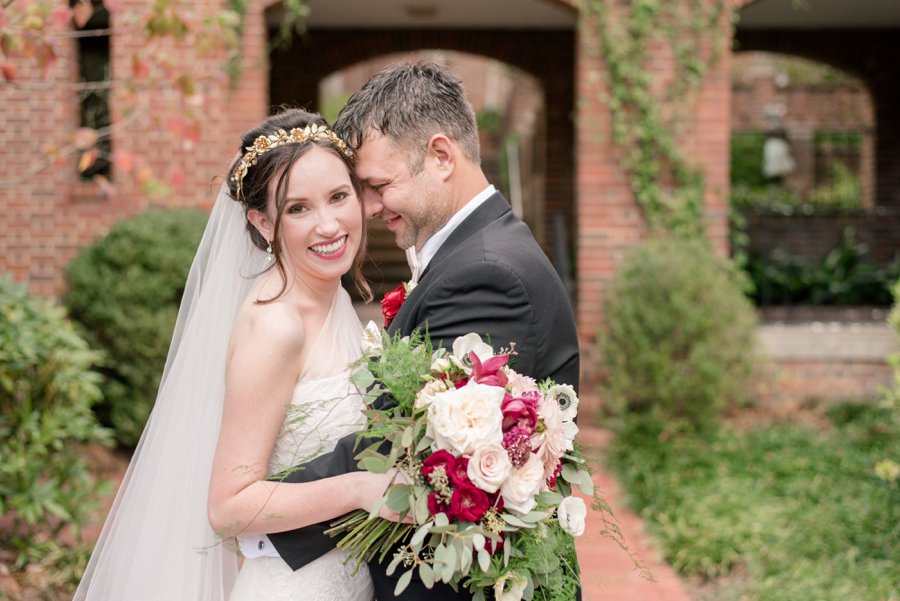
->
[328,325,598,601]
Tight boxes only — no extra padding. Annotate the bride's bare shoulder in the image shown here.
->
[230,295,306,356]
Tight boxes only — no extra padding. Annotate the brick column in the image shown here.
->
[575,1,736,389]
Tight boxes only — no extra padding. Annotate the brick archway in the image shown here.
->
[268,28,576,293]
[734,29,900,262]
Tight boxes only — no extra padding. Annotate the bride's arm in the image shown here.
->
[207,305,390,538]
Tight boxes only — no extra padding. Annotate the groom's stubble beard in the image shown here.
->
[395,168,453,251]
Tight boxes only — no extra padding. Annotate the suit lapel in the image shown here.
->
[420,192,511,280]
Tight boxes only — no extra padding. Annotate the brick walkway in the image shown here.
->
[574,427,692,601]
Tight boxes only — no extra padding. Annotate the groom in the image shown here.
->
[268,61,581,599]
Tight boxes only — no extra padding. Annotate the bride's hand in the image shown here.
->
[357,471,414,523]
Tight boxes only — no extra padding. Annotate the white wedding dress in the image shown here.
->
[229,286,374,601]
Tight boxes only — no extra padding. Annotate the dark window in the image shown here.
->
[74,1,111,179]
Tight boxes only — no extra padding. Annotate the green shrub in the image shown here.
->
[746,227,900,306]
[598,237,759,430]
[65,208,208,446]
[0,275,111,566]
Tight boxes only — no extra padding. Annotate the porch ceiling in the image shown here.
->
[738,0,900,29]
[269,0,577,30]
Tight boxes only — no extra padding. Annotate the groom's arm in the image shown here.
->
[264,432,363,569]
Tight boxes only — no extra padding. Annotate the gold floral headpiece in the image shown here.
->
[231,124,353,198]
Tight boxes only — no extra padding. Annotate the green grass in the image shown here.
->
[606,404,899,601]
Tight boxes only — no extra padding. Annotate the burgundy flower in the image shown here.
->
[500,393,539,434]
[468,352,509,388]
[427,491,451,516]
[449,483,490,522]
[421,450,455,480]
[381,283,406,328]
[502,427,533,469]
[449,456,471,487]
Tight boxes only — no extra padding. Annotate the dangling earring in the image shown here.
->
[265,240,274,262]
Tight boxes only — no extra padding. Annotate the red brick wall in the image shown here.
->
[767,360,891,404]
[0,0,269,296]
[575,1,735,350]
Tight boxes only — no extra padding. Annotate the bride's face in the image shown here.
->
[265,146,363,286]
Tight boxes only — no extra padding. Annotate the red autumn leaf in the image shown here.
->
[72,2,94,29]
[50,7,73,31]
[36,42,57,78]
[168,168,185,189]
[113,150,135,173]
[164,115,186,135]
[184,120,201,145]
[78,149,98,173]
[1,63,15,82]
[134,165,152,184]
[132,54,150,79]
[74,127,99,150]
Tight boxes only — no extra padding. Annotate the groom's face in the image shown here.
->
[355,132,452,251]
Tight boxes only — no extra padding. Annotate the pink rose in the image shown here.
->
[467,444,513,493]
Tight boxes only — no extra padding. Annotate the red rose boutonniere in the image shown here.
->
[381,281,415,328]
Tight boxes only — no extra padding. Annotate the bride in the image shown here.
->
[74,109,396,600]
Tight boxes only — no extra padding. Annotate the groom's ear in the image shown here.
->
[425,134,455,181]
[247,208,274,243]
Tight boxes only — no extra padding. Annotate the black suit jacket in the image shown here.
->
[269,192,580,599]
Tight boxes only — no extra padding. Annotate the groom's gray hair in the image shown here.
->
[334,61,481,173]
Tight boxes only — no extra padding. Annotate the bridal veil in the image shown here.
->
[74,182,266,600]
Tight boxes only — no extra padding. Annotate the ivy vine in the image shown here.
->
[582,0,729,238]
[224,0,310,88]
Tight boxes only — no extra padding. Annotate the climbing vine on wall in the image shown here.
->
[581,0,730,238]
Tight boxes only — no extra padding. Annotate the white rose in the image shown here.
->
[548,383,579,422]
[556,496,587,536]
[414,379,449,409]
[500,454,544,515]
[506,370,538,397]
[426,382,504,456]
[494,572,527,601]
[361,320,383,356]
[451,333,493,371]
[467,444,512,493]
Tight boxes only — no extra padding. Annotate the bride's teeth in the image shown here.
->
[311,237,346,254]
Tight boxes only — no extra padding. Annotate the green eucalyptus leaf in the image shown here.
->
[419,562,435,588]
[477,548,490,572]
[386,485,411,512]
[394,569,413,595]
